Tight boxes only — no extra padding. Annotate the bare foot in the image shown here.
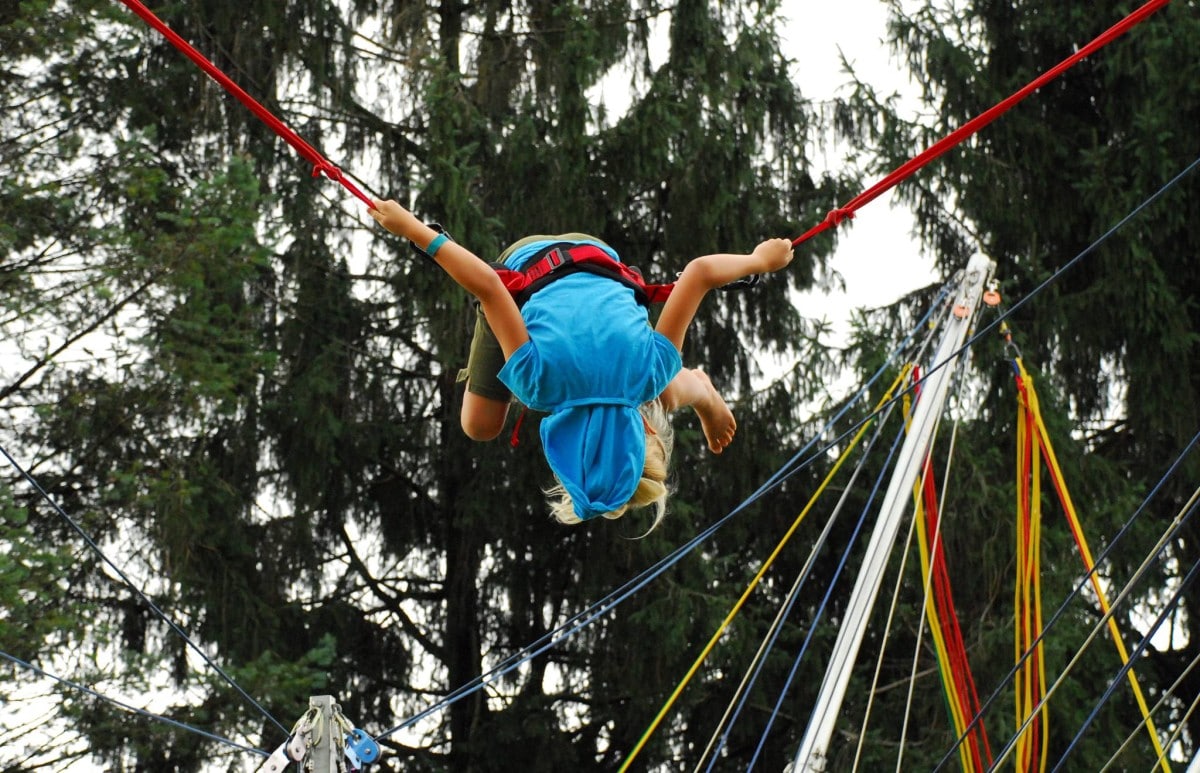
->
[690,369,737,453]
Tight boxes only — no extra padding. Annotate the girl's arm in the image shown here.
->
[370,199,529,358]
[655,238,794,351]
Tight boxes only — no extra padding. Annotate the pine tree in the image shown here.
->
[826,0,1199,766]
[1,0,852,768]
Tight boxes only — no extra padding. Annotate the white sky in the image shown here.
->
[587,0,934,346]
[782,0,936,344]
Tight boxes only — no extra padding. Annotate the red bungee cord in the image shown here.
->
[792,0,1174,248]
[116,0,375,209]
[117,0,1172,236]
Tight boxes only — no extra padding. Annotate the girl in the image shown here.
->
[370,199,793,526]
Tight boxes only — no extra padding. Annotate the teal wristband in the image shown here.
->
[425,232,451,257]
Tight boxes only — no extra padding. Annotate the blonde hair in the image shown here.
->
[546,400,674,530]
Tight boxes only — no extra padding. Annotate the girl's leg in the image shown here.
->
[461,391,511,441]
[458,311,513,441]
[659,368,736,453]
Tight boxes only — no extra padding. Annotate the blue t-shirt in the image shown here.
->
[496,239,682,519]
[497,239,681,411]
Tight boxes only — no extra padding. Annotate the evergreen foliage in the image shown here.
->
[1,0,845,769]
[829,0,1199,766]
[3,0,1195,768]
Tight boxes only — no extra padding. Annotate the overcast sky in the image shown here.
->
[783,0,936,344]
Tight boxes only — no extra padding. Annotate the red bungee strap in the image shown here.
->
[119,0,1169,256]
[115,0,375,208]
[791,0,1173,248]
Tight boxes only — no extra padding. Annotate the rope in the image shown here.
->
[618,367,914,770]
[737,282,952,499]
[875,338,980,771]
[697,376,938,771]
[0,442,288,735]
[375,291,951,742]
[30,142,1180,758]
[1014,359,1169,768]
[694,393,894,773]
[0,649,269,758]
[886,443,933,773]
[117,0,1169,251]
[905,417,991,771]
[1051,553,1200,771]
[789,0,1173,248]
[781,149,1200,770]
[769,416,909,771]
[861,454,925,773]
[787,326,951,773]
[379,151,1198,746]
[886,151,1200,485]
[1100,592,1200,771]
[932,427,1200,771]
[857,387,934,773]
[982,470,1198,771]
[1151,653,1200,772]
[113,0,375,208]
[1013,361,1050,772]
[733,158,1200,738]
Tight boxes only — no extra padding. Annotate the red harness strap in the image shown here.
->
[494,244,675,307]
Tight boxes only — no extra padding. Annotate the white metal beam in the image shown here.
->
[792,253,995,771]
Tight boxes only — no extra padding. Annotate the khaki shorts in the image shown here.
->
[456,309,511,400]
[456,233,608,401]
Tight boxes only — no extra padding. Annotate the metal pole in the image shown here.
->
[309,695,337,773]
[791,254,995,771]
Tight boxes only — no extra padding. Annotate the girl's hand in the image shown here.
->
[752,238,795,273]
[369,199,421,238]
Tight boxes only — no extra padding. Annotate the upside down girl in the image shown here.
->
[370,199,793,528]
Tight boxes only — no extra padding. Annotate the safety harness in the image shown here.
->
[494,242,674,307]
[414,225,759,306]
